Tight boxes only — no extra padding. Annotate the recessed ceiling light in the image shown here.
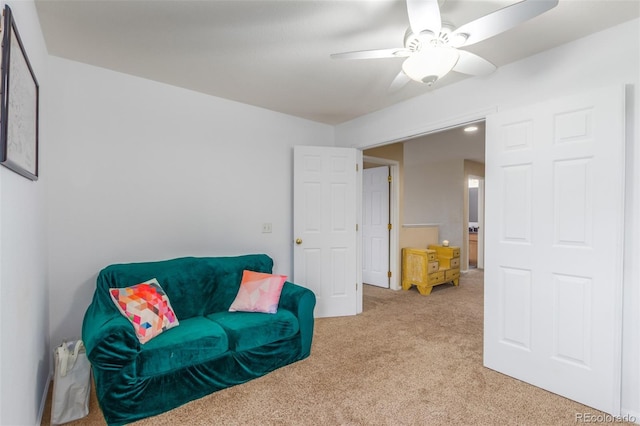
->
[464,125,479,133]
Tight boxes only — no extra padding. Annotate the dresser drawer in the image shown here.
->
[427,270,445,284]
[445,269,460,281]
[403,248,437,261]
[439,257,460,269]
[427,261,439,273]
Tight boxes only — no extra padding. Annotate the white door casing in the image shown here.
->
[477,178,485,269]
[362,166,390,288]
[484,86,625,414]
[293,146,360,318]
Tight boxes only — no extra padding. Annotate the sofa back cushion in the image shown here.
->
[96,254,273,320]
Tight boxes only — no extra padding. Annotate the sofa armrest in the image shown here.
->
[279,282,316,358]
[82,301,140,370]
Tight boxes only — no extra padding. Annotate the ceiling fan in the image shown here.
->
[331,0,559,90]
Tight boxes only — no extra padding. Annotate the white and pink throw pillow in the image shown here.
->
[109,278,179,344]
[229,270,287,314]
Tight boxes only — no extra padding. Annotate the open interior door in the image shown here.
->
[293,146,361,317]
[362,166,390,288]
[484,85,625,414]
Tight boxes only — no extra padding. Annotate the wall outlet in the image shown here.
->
[262,223,272,233]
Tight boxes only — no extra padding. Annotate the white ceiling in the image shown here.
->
[403,120,486,163]
[35,0,639,125]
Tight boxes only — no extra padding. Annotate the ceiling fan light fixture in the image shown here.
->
[402,47,459,85]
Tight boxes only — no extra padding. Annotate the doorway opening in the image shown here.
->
[362,121,485,288]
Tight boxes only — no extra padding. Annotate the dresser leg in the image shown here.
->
[416,285,433,295]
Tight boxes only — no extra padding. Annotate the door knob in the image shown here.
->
[295,238,302,245]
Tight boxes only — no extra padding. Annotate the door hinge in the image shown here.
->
[387,223,392,230]
[387,271,392,278]
[388,175,392,183]
[356,282,358,290]
[356,224,359,231]
[356,164,359,172]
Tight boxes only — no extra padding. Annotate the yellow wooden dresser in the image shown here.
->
[402,245,460,295]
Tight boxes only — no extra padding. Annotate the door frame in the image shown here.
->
[362,155,400,290]
[360,109,494,289]
[466,174,485,270]
[477,177,485,269]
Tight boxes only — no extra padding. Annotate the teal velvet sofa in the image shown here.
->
[82,254,316,425]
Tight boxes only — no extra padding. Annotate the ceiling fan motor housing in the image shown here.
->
[404,28,435,52]
[403,23,462,53]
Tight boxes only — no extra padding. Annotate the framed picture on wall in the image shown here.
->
[0,5,39,181]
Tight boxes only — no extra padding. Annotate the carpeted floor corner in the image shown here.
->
[43,269,615,425]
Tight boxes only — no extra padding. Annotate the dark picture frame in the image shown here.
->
[0,5,39,181]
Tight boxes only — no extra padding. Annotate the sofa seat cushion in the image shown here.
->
[208,309,299,352]
[138,317,229,377]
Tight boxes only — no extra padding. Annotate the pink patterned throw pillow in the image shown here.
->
[229,270,287,314]
[109,278,179,344]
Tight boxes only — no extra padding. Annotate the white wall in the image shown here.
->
[402,126,485,258]
[0,1,50,425]
[45,56,333,362]
[335,18,640,419]
[403,157,463,246]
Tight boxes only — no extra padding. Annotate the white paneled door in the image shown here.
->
[293,146,360,317]
[484,86,625,414]
[362,166,390,288]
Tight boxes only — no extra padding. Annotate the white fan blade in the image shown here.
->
[453,50,496,76]
[389,71,411,92]
[451,0,559,47]
[331,48,410,60]
[406,0,441,36]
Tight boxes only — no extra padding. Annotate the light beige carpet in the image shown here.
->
[43,269,612,425]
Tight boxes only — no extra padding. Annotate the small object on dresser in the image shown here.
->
[442,240,449,247]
